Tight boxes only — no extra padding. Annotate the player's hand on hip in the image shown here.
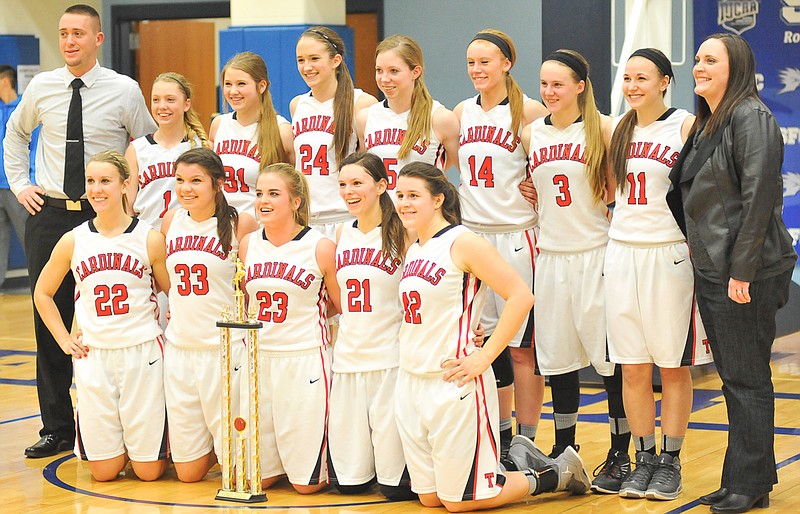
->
[59,334,89,359]
[472,323,485,347]
[728,277,751,304]
[16,185,46,215]
[442,349,491,387]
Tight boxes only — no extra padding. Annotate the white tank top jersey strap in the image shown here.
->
[244,226,331,352]
[131,134,202,230]
[164,208,239,348]
[398,224,487,376]
[528,115,610,252]
[609,108,691,245]
[458,94,537,231]
[334,221,404,372]
[293,89,365,223]
[213,111,290,217]
[363,99,446,196]
[71,218,162,349]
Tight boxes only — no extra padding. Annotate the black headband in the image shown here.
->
[471,32,513,61]
[630,48,674,79]
[544,50,588,81]
[308,29,342,55]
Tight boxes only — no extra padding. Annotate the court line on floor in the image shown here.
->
[42,451,800,511]
[43,454,397,509]
[0,413,40,425]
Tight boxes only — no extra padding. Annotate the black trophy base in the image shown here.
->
[215,488,268,503]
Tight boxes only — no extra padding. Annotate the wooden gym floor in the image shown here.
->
[1,289,799,513]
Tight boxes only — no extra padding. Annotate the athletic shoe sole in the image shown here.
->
[591,483,620,494]
[645,485,682,500]
[619,487,647,499]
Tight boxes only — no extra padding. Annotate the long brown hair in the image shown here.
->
[222,52,288,166]
[544,49,607,205]
[300,27,355,169]
[340,152,405,259]
[398,161,461,225]
[174,148,238,258]
[376,35,433,160]
[691,33,761,137]
[153,72,210,149]
[609,48,673,191]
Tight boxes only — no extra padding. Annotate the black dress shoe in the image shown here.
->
[699,487,729,505]
[710,492,769,513]
[24,435,73,458]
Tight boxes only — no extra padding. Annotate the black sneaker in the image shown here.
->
[591,448,631,494]
[619,451,656,498]
[549,443,580,459]
[645,453,682,500]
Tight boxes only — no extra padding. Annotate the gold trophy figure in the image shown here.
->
[215,252,266,503]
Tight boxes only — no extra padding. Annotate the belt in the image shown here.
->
[44,196,92,211]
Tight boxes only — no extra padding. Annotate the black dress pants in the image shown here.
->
[695,268,793,496]
[26,202,93,440]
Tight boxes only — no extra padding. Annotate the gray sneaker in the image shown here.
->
[645,453,682,500]
[505,435,553,471]
[619,451,657,498]
[553,446,591,495]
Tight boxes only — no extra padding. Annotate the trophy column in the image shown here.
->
[215,254,267,503]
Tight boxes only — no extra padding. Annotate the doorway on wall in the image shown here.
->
[110,2,230,131]
[111,1,384,128]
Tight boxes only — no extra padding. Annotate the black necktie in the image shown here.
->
[64,78,85,201]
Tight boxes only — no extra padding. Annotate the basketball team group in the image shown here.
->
[3,4,795,513]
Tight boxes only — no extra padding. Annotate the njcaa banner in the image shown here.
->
[695,1,800,254]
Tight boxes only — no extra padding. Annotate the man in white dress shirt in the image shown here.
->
[3,4,156,458]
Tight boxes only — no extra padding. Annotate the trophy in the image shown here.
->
[215,253,266,503]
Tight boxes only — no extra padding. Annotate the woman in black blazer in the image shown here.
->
[669,33,797,513]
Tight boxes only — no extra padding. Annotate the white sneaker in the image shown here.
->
[554,446,591,495]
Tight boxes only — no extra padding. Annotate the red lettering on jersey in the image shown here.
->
[215,139,261,162]
[139,161,175,189]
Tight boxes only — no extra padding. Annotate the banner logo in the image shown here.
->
[785,172,800,197]
[782,0,800,25]
[779,68,800,93]
[718,0,759,34]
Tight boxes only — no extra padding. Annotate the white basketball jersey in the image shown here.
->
[398,225,487,376]
[164,209,239,348]
[458,95,537,231]
[609,108,690,244]
[334,222,403,372]
[71,218,161,349]
[214,112,290,217]
[244,227,331,352]
[293,89,365,222]
[363,99,446,198]
[131,134,202,230]
[529,116,610,252]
